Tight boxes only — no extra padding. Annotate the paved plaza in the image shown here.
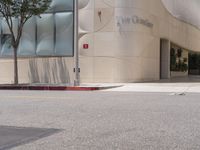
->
[0,85,200,149]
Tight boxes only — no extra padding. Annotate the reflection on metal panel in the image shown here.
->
[1,34,13,56]
[36,14,54,56]
[18,17,36,56]
[55,13,73,56]
[1,18,18,56]
[50,0,74,12]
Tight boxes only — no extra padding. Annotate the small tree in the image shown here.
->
[0,0,51,84]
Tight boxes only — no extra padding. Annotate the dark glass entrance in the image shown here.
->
[188,53,200,75]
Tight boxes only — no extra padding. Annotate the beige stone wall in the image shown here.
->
[79,0,200,83]
[80,0,159,83]
[0,57,74,84]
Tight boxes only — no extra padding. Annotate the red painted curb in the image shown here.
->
[0,86,101,91]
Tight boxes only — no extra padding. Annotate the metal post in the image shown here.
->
[74,0,80,86]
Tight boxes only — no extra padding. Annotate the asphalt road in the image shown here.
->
[0,90,200,150]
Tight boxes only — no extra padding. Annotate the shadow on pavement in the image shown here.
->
[0,126,62,150]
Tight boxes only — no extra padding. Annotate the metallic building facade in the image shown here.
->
[0,0,74,57]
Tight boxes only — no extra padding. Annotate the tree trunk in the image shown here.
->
[13,47,18,85]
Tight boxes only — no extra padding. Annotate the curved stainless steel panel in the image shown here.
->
[162,0,200,29]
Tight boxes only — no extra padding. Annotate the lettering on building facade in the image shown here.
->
[116,15,154,28]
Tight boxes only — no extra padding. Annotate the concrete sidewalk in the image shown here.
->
[0,76,200,92]
[103,76,200,93]
[104,83,200,93]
